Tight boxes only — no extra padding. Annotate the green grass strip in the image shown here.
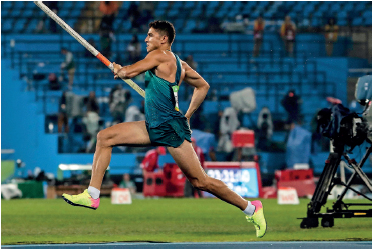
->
[1,198,371,245]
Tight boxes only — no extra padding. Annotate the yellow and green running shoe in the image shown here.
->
[62,189,100,210]
[246,200,267,238]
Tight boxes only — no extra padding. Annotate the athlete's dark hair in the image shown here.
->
[149,20,176,44]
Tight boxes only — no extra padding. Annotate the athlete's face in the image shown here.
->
[145,28,164,52]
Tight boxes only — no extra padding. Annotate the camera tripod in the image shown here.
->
[300,138,372,228]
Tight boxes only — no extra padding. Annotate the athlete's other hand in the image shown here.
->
[186,116,193,133]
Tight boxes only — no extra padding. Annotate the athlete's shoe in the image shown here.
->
[62,189,100,210]
[246,200,267,238]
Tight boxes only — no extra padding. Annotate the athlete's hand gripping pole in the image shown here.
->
[34,1,145,98]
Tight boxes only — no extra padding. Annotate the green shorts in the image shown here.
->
[146,118,192,148]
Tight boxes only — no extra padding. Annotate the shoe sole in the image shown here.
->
[62,196,97,210]
[257,204,267,238]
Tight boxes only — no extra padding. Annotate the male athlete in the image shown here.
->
[62,21,267,238]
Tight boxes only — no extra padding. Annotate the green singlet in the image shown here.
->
[144,51,192,148]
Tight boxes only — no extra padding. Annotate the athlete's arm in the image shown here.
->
[113,50,166,79]
[181,60,210,121]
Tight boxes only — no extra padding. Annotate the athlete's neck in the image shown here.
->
[157,43,171,52]
[161,45,171,52]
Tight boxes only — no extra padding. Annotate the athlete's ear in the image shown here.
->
[160,35,168,44]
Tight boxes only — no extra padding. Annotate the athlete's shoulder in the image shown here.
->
[147,49,169,58]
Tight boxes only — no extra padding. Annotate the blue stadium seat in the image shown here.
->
[343,2,354,12]
[157,1,169,9]
[184,2,196,9]
[174,19,184,31]
[317,3,329,13]
[206,9,217,17]
[23,2,35,8]
[167,9,179,17]
[364,17,372,26]
[2,19,12,32]
[113,19,120,31]
[154,9,165,17]
[198,21,207,31]
[14,20,25,32]
[13,1,23,8]
[363,10,372,19]
[337,18,348,26]
[304,4,315,12]
[172,1,184,9]
[216,10,228,18]
[59,9,69,18]
[290,74,301,83]
[63,1,74,9]
[352,17,363,26]
[242,3,253,12]
[195,1,207,9]
[71,9,81,17]
[184,20,196,33]
[209,1,220,9]
[258,1,269,7]
[246,1,257,7]
[355,2,367,12]
[74,2,85,8]
[66,19,76,29]
[311,17,322,27]
[221,1,234,9]
[2,1,12,9]
[263,12,274,19]
[293,3,305,12]
[288,12,298,20]
[337,11,348,19]
[121,1,131,9]
[23,9,34,17]
[122,20,132,31]
[10,9,22,17]
[329,4,341,12]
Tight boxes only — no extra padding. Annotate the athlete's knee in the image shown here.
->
[96,130,111,147]
[190,176,211,191]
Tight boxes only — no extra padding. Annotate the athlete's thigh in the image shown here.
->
[101,120,151,147]
[167,140,207,180]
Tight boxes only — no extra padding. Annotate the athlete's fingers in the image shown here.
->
[113,62,122,75]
